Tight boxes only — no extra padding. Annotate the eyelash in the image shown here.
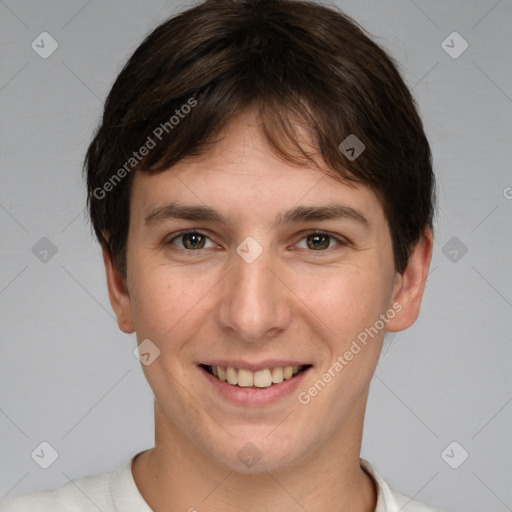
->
[165,229,348,254]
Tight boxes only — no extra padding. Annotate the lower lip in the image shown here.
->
[199,365,312,407]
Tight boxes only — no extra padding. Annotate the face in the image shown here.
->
[105,109,432,473]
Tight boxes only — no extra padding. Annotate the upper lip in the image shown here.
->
[199,360,312,372]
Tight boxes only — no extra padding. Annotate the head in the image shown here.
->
[85,0,435,472]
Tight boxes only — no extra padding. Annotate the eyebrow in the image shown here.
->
[144,202,370,229]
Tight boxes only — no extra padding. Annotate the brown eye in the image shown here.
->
[294,230,347,253]
[182,233,206,249]
[168,231,215,250]
[305,233,331,250]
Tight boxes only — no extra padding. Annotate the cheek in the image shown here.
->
[297,265,388,340]
[297,268,390,406]
[128,262,211,341]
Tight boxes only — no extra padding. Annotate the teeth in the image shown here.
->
[217,366,227,382]
[271,367,284,383]
[237,368,253,387]
[254,369,272,388]
[208,365,305,388]
[226,366,238,385]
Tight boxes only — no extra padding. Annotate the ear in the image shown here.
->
[385,226,433,332]
[102,246,135,334]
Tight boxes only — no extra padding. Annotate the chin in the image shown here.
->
[206,428,306,474]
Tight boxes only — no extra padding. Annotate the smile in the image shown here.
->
[200,364,312,388]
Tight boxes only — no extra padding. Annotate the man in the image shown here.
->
[0,0,439,510]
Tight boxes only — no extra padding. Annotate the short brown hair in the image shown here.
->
[84,0,435,276]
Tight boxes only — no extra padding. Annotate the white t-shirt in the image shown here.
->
[0,452,440,511]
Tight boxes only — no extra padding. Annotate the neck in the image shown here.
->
[132,398,377,512]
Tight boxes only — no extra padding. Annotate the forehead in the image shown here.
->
[130,109,386,227]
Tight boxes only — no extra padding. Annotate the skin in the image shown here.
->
[103,108,433,512]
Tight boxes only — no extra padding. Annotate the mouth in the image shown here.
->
[199,363,313,389]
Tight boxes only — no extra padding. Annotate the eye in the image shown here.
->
[295,230,346,251]
[167,230,217,250]
[165,229,347,253]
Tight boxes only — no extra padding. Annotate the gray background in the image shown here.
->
[1,1,511,510]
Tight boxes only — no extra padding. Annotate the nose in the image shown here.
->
[215,243,292,343]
